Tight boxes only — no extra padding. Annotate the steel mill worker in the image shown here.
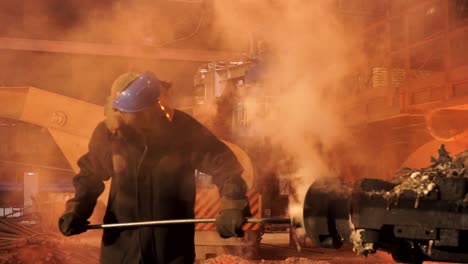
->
[58,71,251,264]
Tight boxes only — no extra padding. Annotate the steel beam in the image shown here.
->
[0,37,246,62]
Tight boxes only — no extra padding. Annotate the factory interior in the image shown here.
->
[0,0,467,263]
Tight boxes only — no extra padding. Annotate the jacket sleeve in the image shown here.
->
[188,119,249,208]
[64,122,113,219]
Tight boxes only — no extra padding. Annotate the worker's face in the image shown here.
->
[119,106,164,133]
[119,111,144,129]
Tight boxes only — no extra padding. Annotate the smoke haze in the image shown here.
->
[0,1,206,106]
[211,0,361,223]
[1,0,364,237]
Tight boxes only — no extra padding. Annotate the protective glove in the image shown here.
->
[58,212,89,236]
[216,198,250,238]
[216,209,246,238]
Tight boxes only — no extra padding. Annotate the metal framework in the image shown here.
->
[0,37,246,62]
[355,0,468,120]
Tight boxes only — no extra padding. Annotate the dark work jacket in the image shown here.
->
[64,110,248,264]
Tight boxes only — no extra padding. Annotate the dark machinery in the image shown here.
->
[303,146,468,264]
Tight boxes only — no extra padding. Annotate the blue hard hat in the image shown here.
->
[112,71,161,112]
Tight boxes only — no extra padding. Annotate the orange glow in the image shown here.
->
[211,0,360,224]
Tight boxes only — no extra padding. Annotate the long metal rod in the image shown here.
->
[87,218,293,230]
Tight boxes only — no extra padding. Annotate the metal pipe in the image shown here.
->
[87,218,294,230]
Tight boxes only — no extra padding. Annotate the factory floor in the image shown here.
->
[258,232,396,263]
[1,230,459,264]
[199,233,458,264]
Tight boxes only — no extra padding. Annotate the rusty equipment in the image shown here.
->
[303,146,468,264]
[87,218,296,230]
